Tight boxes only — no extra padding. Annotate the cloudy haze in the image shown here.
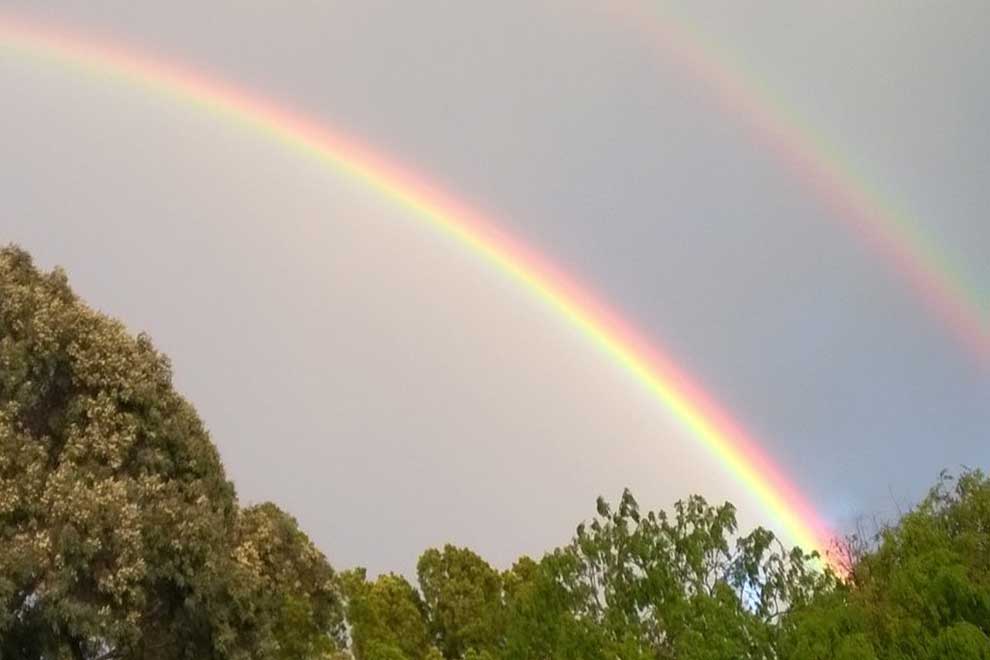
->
[1,1,987,576]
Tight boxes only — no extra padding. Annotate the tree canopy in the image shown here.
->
[0,246,343,659]
[336,474,990,660]
[781,471,990,660]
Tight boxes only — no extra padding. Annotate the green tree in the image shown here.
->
[231,503,345,659]
[417,545,504,659]
[869,470,990,657]
[501,554,610,660]
[342,569,434,660]
[780,470,990,660]
[0,246,343,659]
[502,489,828,660]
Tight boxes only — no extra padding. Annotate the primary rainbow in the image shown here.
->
[614,2,988,364]
[0,14,839,568]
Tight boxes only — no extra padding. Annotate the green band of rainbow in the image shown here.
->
[614,2,988,365]
[0,14,840,569]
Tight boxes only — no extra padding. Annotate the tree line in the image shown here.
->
[1,245,987,659]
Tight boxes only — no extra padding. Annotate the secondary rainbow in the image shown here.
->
[613,2,988,364]
[0,14,839,568]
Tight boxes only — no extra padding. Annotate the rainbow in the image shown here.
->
[614,2,988,365]
[0,13,839,568]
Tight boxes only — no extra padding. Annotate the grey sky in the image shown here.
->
[1,1,987,576]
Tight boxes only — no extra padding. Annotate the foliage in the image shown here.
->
[343,491,828,660]
[417,545,504,659]
[0,246,343,659]
[342,569,434,660]
[232,503,345,659]
[780,470,990,660]
[501,489,829,660]
[326,465,990,660]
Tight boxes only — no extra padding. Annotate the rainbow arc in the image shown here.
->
[617,2,988,364]
[1,12,849,569]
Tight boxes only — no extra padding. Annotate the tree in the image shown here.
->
[780,470,990,660]
[0,245,343,659]
[231,504,346,659]
[502,489,829,660]
[417,545,504,659]
[501,554,611,660]
[342,569,434,660]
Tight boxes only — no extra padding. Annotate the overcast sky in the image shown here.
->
[1,1,987,576]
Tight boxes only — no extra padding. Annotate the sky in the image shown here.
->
[1,1,987,577]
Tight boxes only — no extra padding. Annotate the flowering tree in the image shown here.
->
[0,246,343,659]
